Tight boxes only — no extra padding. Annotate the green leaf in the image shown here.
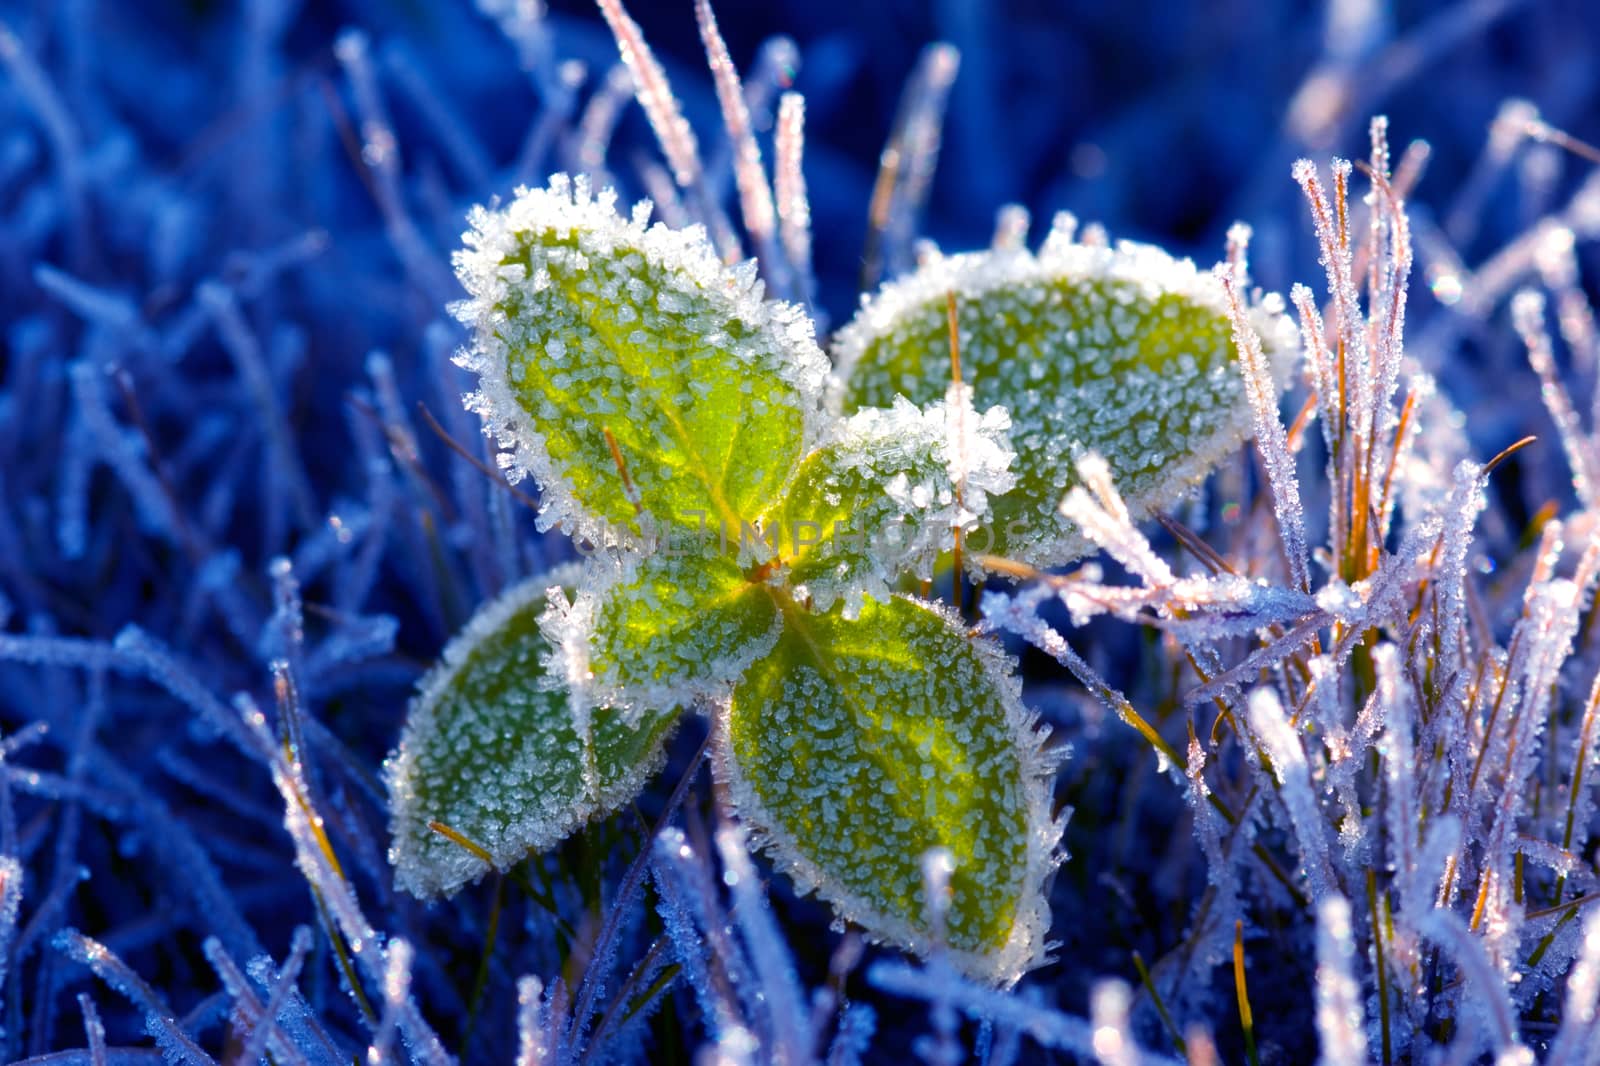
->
[832,226,1298,567]
[722,593,1059,982]
[762,392,1014,618]
[546,549,782,714]
[453,174,829,548]
[386,566,679,899]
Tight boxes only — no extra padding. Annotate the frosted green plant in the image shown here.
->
[388,174,1053,981]
[386,174,1289,982]
[832,219,1299,568]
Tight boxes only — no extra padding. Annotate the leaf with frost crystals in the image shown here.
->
[721,594,1058,983]
[831,225,1298,567]
[386,567,678,898]
[550,549,783,714]
[452,173,829,548]
[764,391,1015,618]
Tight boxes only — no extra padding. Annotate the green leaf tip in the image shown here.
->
[832,220,1299,568]
[542,550,783,716]
[385,565,679,899]
[720,594,1062,983]
[452,173,830,550]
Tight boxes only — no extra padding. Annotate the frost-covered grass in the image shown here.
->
[4,0,1600,1063]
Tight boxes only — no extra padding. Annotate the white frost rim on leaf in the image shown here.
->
[452,173,832,550]
[1022,386,1283,571]
[542,550,784,718]
[785,392,1015,617]
[386,563,676,899]
[828,224,1300,571]
[831,225,1298,396]
[713,594,1065,985]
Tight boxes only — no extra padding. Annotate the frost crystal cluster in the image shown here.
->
[834,224,1300,567]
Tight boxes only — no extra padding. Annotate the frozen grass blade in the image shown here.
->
[1512,289,1598,508]
[203,936,313,1066]
[198,280,317,537]
[774,93,815,317]
[239,696,452,1065]
[1548,907,1600,1066]
[869,960,1183,1064]
[571,64,636,184]
[1313,897,1366,1066]
[333,29,455,304]
[0,855,19,1042]
[694,0,784,291]
[0,21,88,265]
[595,0,701,191]
[862,43,960,286]
[55,931,216,1066]
[1218,261,1310,593]
[515,975,549,1066]
[1423,910,1530,1063]
[235,927,314,1066]
[714,825,809,1062]
[76,993,105,1066]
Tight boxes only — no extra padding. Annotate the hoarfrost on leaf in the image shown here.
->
[452,174,829,549]
[766,392,1014,617]
[386,567,679,898]
[832,229,1297,567]
[719,593,1059,983]
[552,549,783,715]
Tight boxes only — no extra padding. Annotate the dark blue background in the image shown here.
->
[3,0,1600,1061]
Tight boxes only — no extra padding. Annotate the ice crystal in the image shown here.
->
[832,227,1298,567]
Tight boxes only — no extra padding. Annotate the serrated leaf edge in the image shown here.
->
[452,174,832,550]
[713,594,1065,985]
[386,563,678,899]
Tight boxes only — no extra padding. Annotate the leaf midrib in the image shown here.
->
[545,246,757,535]
[754,589,1017,939]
